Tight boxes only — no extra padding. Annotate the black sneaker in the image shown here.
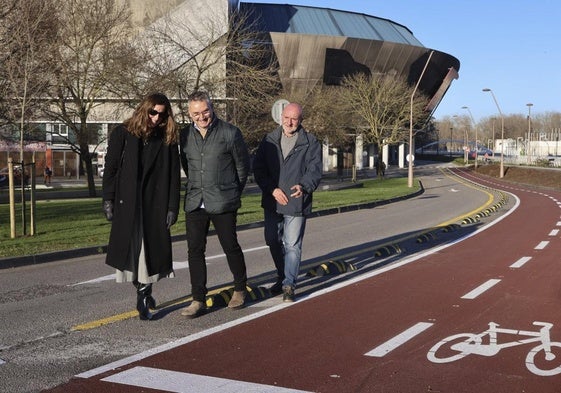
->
[269,279,283,295]
[282,286,295,302]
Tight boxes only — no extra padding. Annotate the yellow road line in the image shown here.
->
[71,293,224,331]
[72,168,498,332]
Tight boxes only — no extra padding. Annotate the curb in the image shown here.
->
[0,181,424,270]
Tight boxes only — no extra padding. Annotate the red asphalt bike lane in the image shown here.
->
[47,170,561,393]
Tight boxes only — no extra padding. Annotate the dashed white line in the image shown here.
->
[461,279,501,299]
[102,366,312,393]
[71,245,270,286]
[510,256,532,268]
[364,322,434,357]
[548,229,559,236]
[78,192,522,379]
[535,241,549,250]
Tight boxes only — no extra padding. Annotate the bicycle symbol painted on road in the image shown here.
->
[427,321,561,376]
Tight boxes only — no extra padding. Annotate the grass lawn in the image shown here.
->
[0,177,418,259]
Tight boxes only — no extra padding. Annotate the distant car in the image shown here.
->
[0,167,29,188]
[469,148,493,159]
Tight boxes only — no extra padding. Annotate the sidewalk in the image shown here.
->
[1,166,400,203]
[1,165,415,268]
[35,175,102,190]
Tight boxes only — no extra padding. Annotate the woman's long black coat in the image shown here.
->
[102,125,180,275]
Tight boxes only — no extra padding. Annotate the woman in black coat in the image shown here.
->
[102,93,180,320]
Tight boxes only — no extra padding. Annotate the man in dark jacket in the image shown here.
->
[253,102,322,302]
[179,91,250,318]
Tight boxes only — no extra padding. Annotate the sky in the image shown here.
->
[250,0,560,123]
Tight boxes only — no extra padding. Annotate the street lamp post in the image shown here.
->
[526,103,533,164]
[408,50,434,188]
[449,127,453,157]
[461,106,478,169]
[464,127,468,164]
[483,88,505,178]
[491,117,495,157]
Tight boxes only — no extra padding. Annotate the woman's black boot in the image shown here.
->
[135,283,155,320]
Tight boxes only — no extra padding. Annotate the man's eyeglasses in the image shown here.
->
[190,109,211,119]
[148,109,167,117]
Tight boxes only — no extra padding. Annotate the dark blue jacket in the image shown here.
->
[253,126,322,216]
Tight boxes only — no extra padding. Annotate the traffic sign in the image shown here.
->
[271,99,289,125]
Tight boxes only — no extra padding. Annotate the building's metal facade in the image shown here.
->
[1,0,460,177]
[240,2,460,118]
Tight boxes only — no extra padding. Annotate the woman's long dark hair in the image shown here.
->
[124,93,178,145]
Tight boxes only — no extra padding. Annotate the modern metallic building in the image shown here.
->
[0,0,460,176]
[240,2,460,119]
[236,1,460,169]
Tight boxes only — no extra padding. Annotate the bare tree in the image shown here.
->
[298,85,347,145]
[43,0,146,197]
[145,5,280,141]
[2,0,57,147]
[0,0,20,127]
[0,0,58,235]
[539,112,561,134]
[339,72,430,158]
[224,10,281,143]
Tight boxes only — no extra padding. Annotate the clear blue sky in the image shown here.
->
[250,0,560,123]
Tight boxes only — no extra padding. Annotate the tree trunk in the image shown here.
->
[79,145,97,197]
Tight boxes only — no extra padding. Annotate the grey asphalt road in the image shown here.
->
[0,163,506,393]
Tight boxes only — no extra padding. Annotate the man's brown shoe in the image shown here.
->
[228,290,246,309]
[181,300,206,318]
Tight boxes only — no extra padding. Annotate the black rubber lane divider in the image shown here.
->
[374,244,401,257]
[416,231,438,244]
[204,285,270,308]
[306,260,357,277]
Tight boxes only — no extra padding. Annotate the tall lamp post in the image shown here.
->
[491,117,495,157]
[449,127,453,157]
[408,50,434,188]
[483,88,505,178]
[526,103,533,164]
[461,106,478,169]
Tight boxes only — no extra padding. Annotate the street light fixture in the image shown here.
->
[526,103,533,164]
[482,88,505,178]
[461,106,478,169]
[408,50,434,188]
[449,127,453,157]
[491,117,496,157]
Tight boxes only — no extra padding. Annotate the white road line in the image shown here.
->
[556,221,561,227]
[510,256,532,268]
[364,322,434,357]
[461,279,501,299]
[0,359,5,366]
[70,245,269,286]
[78,192,521,379]
[102,366,312,393]
[77,302,293,379]
[549,229,560,236]
[535,241,549,250]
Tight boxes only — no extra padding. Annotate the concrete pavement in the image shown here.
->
[0,164,418,268]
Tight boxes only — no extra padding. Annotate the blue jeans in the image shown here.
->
[264,209,306,289]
